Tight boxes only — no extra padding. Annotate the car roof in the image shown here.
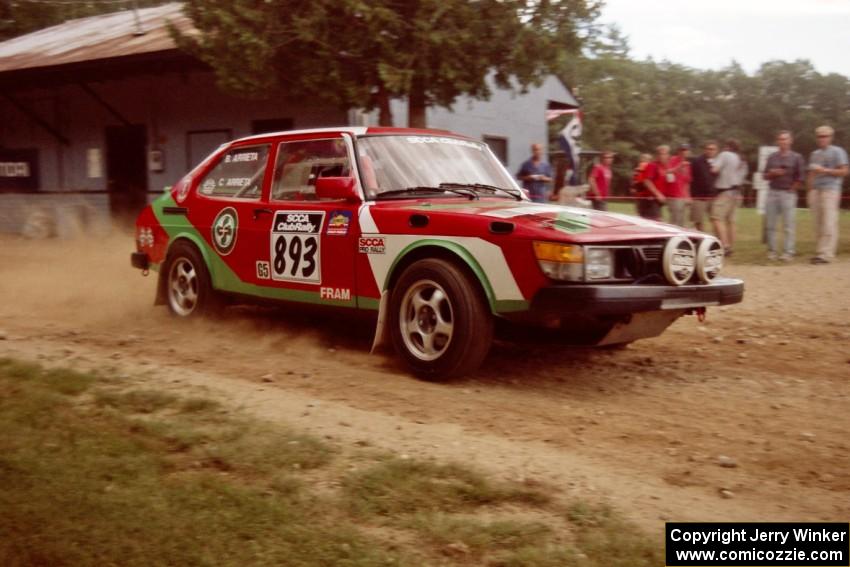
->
[233,126,469,145]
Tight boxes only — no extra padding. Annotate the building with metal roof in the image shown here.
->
[0,3,579,235]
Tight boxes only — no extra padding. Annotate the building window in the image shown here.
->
[187,129,232,170]
[483,135,508,165]
[197,145,270,199]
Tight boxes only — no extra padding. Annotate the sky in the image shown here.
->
[599,0,850,77]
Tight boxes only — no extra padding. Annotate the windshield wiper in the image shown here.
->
[375,186,478,200]
[440,182,523,201]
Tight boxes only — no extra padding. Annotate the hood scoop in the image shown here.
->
[489,221,514,234]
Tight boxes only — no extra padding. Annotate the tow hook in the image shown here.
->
[688,307,708,323]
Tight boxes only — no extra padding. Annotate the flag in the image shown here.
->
[555,110,582,186]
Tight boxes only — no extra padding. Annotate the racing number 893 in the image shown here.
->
[273,234,318,281]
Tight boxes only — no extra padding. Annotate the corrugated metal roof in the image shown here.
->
[0,3,193,74]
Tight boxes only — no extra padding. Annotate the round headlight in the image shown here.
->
[663,236,696,286]
[696,237,724,282]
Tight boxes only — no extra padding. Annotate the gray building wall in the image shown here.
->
[380,75,577,174]
[0,69,576,235]
[0,71,348,194]
[0,71,347,234]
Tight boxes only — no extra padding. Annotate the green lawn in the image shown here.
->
[606,202,850,264]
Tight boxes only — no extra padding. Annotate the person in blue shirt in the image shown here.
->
[807,125,849,264]
[517,143,554,203]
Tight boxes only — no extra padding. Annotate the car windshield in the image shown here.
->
[356,135,520,199]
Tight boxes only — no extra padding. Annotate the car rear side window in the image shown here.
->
[198,145,270,199]
[271,138,350,201]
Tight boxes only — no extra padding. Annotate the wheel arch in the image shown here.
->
[384,241,496,314]
[155,233,215,305]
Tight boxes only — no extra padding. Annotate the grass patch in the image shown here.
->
[567,502,663,567]
[0,357,663,566]
[342,458,549,517]
[0,359,399,567]
[407,511,553,554]
[94,388,179,413]
[180,396,222,413]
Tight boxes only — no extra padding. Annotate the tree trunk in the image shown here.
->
[407,75,427,128]
[377,84,393,126]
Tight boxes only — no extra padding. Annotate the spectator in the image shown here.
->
[689,141,718,231]
[710,139,743,255]
[638,146,672,221]
[666,144,692,226]
[807,125,849,264]
[516,143,554,203]
[763,130,805,261]
[588,151,614,211]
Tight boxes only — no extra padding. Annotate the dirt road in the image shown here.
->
[1,234,848,530]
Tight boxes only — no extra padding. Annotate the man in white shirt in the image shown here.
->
[710,139,744,255]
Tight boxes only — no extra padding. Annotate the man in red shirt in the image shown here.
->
[588,151,614,211]
[665,144,692,226]
[638,145,672,220]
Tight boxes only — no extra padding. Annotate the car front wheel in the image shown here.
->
[389,258,493,380]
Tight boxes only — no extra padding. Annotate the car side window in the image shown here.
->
[198,145,270,199]
[271,138,351,201]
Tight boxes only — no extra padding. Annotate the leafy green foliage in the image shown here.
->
[561,33,850,195]
[175,0,599,126]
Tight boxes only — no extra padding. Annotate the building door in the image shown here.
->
[106,124,148,219]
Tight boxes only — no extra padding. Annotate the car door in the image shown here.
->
[190,142,274,290]
[260,134,360,307]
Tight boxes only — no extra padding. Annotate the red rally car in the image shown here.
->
[132,127,743,379]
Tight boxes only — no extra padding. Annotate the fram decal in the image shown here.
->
[326,210,352,236]
[320,287,351,301]
[211,207,238,255]
[358,236,386,254]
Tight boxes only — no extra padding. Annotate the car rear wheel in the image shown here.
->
[165,241,221,317]
[389,258,493,380]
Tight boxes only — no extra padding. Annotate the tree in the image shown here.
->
[174,0,600,127]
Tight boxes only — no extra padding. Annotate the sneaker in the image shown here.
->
[779,253,793,262]
[810,257,830,265]
[767,252,778,261]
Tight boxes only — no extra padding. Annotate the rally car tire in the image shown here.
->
[164,241,222,318]
[389,258,493,380]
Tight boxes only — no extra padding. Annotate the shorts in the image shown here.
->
[690,199,711,224]
[710,189,740,222]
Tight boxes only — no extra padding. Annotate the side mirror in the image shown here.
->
[315,176,359,202]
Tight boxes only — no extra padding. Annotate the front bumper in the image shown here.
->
[530,277,744,316]
[131,252,150,270]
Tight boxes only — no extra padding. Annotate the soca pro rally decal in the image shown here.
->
[270,211,325,284]
[212,207,238,255]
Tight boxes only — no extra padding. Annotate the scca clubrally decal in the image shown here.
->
[270,211,325,284]
[212,207,238,255]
